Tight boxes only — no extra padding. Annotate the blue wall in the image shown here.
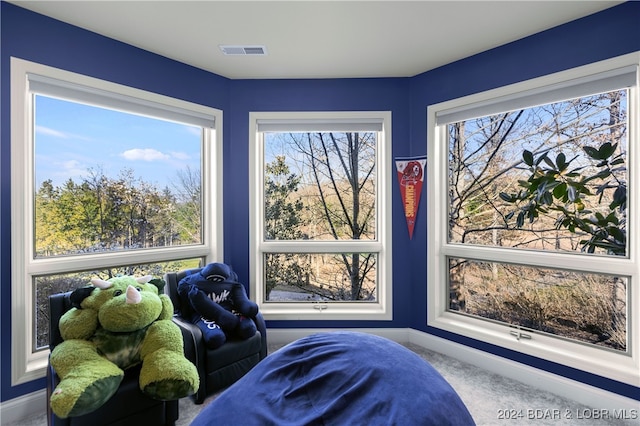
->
[2,0,638,403]
[226,78,413,331]
[408,1,640,400]
[0,1,233,401]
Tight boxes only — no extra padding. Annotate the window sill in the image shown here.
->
[259,302,392,321]
[428,312,639,387]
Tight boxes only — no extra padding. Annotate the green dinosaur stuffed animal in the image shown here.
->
[49,275,199,419]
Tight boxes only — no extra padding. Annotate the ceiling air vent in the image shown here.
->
[219,45,268,56]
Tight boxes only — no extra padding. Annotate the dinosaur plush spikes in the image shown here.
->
[91,275,152,289]
[49,275,199,418]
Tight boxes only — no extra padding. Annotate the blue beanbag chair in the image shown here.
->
[191,331,475,425]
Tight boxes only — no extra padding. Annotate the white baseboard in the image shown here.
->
[0,389,46,425]
[405,329,639,413]
[3,327,637,424]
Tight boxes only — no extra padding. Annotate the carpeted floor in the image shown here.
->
[397,343,635,426]
[10,339,636,426]
[176,341,635,426]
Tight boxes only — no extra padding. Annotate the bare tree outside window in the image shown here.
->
[447,89,628,351]
[263,131,377,302]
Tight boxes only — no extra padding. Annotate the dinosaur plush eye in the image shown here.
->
[114,290,123,297]
[136,287,142,292]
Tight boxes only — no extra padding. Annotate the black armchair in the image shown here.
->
[47,291,179,426]
[164,268,267,404]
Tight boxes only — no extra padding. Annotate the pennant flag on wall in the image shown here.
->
[395,156,426,239]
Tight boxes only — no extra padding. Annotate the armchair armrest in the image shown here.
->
[171,315,206,386]
[165,268,268,404]
[252,312,268,359]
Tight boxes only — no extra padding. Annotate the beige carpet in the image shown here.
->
[9,340,635,426]
[176,341,634,426]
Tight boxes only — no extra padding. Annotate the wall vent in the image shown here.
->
[219,45,268,56]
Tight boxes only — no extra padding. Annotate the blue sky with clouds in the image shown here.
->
[34,95,201,189]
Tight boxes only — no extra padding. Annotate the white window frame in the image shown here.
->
[427,52,640,386]
[249,111,393,320]
[10,57,223,385]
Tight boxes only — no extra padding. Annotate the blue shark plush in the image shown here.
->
[178,263,258,349]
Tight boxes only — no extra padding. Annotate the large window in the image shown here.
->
[249,112,392,320]
[427,53,639,386]
[10,58,223,385]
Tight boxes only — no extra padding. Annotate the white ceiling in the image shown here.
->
[9,0,623,79]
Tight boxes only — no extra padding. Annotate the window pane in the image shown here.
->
[264,132,377,241]
[34,95,203,258]
[34,258,202,351]
[264,252,377,302]
[447,90,628,257]
[448,257,628,352]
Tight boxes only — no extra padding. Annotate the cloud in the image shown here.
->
[61,159,82,170]
[185,126,202,137]
[121,148,170,162]
[36,125,70,139]
[169,151,191,160]
[36,125,94,142]
[60,160,87,177]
